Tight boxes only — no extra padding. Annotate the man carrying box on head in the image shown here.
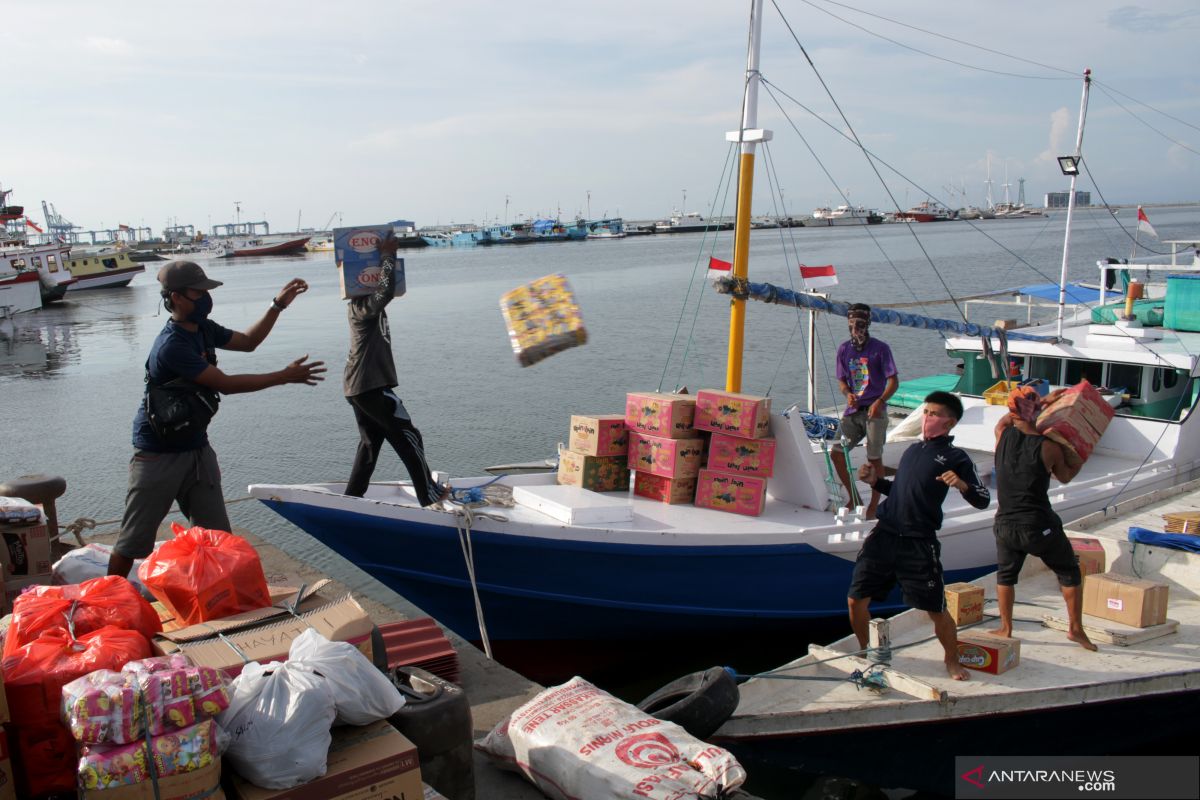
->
[848,391,991,681]
[991,386,1096,651]
[343,231,447,506]
[830,303,898,519]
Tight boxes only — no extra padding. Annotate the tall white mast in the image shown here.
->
[1056,69,1093,340]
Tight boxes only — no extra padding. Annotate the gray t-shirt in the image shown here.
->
[343,257,398,397]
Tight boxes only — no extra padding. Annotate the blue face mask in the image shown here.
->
[186,292,213,323]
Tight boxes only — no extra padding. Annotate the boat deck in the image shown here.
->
[720,482,1200,737]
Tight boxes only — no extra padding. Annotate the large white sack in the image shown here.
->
[476,676,746,800]
[53,543,155,599]
[288,627,404,725]
[218,660,337,789]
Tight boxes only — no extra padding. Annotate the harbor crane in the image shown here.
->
[41,201,80,242]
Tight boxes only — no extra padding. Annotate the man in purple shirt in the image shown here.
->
[830,303,898,518]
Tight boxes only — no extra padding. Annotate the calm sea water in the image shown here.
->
[2,207,1197,795]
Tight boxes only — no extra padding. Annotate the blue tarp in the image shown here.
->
[714,278,1059,342]
[1129,526,1200,553]
[1016,283,1102,304]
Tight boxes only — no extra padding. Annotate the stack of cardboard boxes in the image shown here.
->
[625,392,703,504]
[693,390,774,516]
[0,507,53,614]
[558,414,631,493]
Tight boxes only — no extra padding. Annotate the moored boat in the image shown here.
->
[803,205,881,226]
[215,234,311,257]
[64,250,145,291]
[714,479,1200,795]
[894,200,956,222]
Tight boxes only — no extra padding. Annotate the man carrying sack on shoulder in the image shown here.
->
[108,261,326,579]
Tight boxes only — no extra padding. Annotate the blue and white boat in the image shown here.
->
[250,4,1200,679]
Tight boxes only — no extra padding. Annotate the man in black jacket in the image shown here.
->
[343,232,445,505]
[847,391,991,680]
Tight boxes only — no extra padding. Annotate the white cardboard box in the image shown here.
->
[513,484,633,525]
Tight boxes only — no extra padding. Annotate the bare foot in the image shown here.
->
[988,626,1013,638]
[1068,628,1098,652]
[945,658,971,681]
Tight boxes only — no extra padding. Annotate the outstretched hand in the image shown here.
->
[275,278,309,308]
[857,462,877,485]
[283,354,326,386]
[937,469,967,492]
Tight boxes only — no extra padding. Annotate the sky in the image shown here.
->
[3,0,1197,236]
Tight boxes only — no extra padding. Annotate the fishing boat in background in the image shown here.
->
[64,250,144,291]
[894,200,956,222]
[214,234,311,258]
[803,205,881,226]
[586,218,627,239]
[306,236,334,252]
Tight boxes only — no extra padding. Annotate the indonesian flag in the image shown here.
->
[1137,206,1157,238]
[799,264,838,289]
[707,256,732,282]
[119,223,131,231]
[24,218,43,233]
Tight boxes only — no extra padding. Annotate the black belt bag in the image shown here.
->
[144,325,220,445]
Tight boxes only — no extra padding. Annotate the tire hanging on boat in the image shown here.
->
[636,666,740,740]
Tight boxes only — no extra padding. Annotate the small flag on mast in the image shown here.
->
[1137,206,1158,239]
[799,264,838,289]
[707,256,732,283]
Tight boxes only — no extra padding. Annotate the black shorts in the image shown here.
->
[994,519,1081,587]
[848,526,946,613]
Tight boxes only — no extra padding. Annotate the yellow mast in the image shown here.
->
[725,0,771,393]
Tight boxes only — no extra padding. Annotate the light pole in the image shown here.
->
[586,190,591,220]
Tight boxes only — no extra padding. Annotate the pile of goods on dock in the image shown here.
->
[0,497,54,613]
[0,524,461,800]
[554,388,779,516]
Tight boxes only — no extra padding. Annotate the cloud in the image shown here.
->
[1037,107,1071,163]
[85,36,132,55]
[1107,6,1200,34]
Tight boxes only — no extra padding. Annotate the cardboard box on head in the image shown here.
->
[335,225,406,301]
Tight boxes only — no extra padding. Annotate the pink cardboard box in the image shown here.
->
[694,390,771,440]
[694,469,768,517]
[1070,537,1106,577]
[634,472,697,505]
[625,392,696,439]
[1035,380,1114,463]
[568,414,629,457]
[707,433,776,478]
[627,432,704,479]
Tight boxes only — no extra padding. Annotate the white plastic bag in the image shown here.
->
[476,677,746,800]
[0,497,41,523]
[52,543,154,599]
[288,627,404,725]
[218,660,337,790]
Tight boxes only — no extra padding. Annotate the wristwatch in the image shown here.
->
[271,298,287,312]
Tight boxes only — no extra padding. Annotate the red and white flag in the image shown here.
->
[799,264,837,289]
[1137,206,1158,239]
[707,256,732,283]
[119,223,131,231]
[24,218,43,233]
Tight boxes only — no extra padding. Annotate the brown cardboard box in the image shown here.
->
[152,592,373,679]
[0,729,15,800]
[556,449,630,493]
[228,721,422,800]
[957,633,1021,675]
[3,572,52,616]
[0,521,52,579]
[1083,572,1169,628]
[1069,537,1106,577]
[633,471,697,504]
[944,582,985,627]
[83,759,224,800]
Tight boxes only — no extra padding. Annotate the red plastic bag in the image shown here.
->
[2,625,152,796]
[3,574,163,659]
[137,523,271,626]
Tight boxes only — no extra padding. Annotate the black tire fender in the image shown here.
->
[636,666,740,740]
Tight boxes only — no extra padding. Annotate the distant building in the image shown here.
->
[389,219,416,232]
[1044,190,1091,208]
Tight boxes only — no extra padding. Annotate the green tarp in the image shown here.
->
[1090,299,1164,326]
[891,373,961,410]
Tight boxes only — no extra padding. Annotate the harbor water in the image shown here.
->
[3,207,1197,798]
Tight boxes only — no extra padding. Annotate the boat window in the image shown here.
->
[47,254,58,273]
[32,256,43,269]
[12,258,25,269]
[102,258,117,269]
[1162,368,1179,389]
[1107,363,1143,399]
[1065,359,1102,386]
[1025,356,1061,383]
[1152,370,1161,392]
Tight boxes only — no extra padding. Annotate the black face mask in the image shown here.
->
[186,292,213,323]
[849,319,869,347]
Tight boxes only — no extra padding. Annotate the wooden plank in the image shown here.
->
[1041,614,1179,646]
[807,644,949,703]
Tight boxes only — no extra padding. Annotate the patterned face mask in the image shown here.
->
[849,318,870,347]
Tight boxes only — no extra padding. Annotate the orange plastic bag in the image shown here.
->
[3,575,163,659]
[137,523,271,626]
[2,625,152,797]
